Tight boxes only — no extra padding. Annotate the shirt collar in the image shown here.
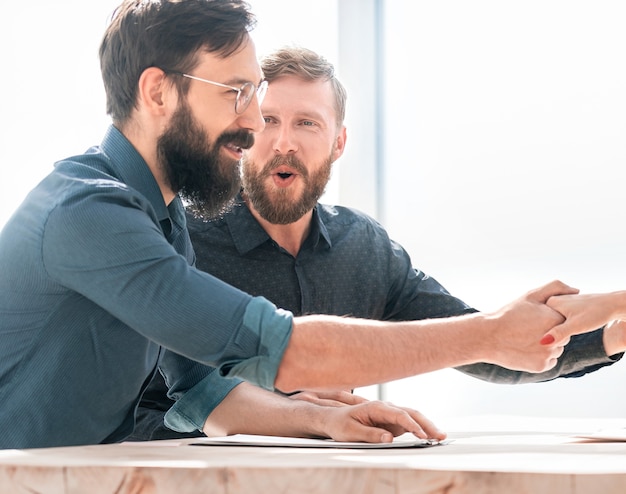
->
[309,206,332,250]
[226,194,332,255]
[99,125,177,230]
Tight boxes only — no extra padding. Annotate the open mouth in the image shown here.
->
[224,143,244,159]
[270,166,299,187]
[221,132,254,159]
[273,167,298,180]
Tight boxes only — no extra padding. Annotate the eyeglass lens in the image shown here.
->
[235,81,268,114]
[235,83,255,114]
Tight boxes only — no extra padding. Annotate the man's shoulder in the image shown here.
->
[317,203,384,230]
[55,145,117,178]
[15,153,127,227]
[52,156,154,213]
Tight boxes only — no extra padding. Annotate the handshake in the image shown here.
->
[480,280,626,373]
[543,286,626,350]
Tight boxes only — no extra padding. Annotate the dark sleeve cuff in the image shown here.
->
[456,327,621,384]
[164,370,243,433]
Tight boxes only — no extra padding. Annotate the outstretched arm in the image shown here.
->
[274,280,577,393]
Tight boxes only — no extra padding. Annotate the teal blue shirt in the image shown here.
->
[0,126,292,449]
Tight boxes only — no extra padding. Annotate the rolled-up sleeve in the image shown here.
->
[216,297,294,388]
[164,368,243,433]
[162,298,293,432]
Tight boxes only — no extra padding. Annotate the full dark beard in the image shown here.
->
[156,103,254,220]
[241,152,333,224]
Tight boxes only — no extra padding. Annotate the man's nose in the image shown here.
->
[237,97,266,133]
[272,126,298,155]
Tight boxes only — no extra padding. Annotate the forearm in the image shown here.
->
[203,382,447,443]
[276,310,561,392]
[602,319,626,356]
[275,281,574,393]
[202,382,329,438]
[275,313,485,392]
[598,291,626,321]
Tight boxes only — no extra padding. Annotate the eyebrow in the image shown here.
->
[265,110,331,129]
[294,109,328,121]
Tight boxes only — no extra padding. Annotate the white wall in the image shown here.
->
[0,1,119,229]
[369,0,626,418]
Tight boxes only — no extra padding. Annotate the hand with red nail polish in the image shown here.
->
[544,291,626,348]
[539,334,555,345]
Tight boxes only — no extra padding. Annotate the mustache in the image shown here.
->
[263,154,308,176]
[216,129,255,150]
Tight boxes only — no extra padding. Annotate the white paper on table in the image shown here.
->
[191,434,445,449]
[576,428,626,442]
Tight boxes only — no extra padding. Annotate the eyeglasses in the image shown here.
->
[166,70,268,114]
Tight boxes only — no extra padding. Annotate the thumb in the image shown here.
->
[348,423,394,443]
[531,280,579,303]
[540,320,572,345]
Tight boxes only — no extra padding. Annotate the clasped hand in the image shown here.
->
[487,280,626,370]
[481,280,577,373]
[543,291,626,355]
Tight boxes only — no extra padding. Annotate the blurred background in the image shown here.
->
[1,0,624,418]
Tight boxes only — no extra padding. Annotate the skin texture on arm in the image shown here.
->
[285,390,368,407]
[202,382,446,443]
[543,291,626,345]
[275,281,576,393]
[603,319,626,356]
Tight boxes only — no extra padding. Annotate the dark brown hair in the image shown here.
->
[99,0,256,124]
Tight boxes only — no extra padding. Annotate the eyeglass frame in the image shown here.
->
[162,69,268,114]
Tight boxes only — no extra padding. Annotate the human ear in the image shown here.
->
[333,126,347,160]
[137,67,174,117]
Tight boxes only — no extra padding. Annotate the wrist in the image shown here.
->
[603,319,626,357]
[299,402,332,439]
[614,291,626,320]
[453,312,496,365]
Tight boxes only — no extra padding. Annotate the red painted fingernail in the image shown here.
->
[540,334,555,345]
